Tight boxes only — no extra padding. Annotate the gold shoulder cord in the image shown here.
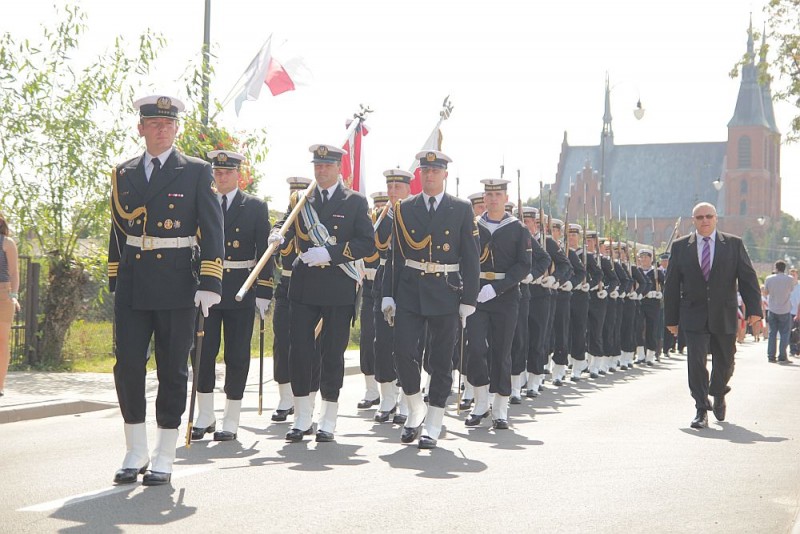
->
[375,218,390,251]
[279,239,294,256]
[394,201,431,251]
[111,167,148,233]
[364,251,380,263]
[289,191,311,242]
[479,243,491,264]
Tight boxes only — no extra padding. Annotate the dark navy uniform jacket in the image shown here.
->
[600,255,620,293]
[476,215,532,311]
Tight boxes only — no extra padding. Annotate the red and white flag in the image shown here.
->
[341,120,369,194]
[408,125,443,194]
[233,35,310,116]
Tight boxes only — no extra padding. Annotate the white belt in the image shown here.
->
[126,235,197,250]
[364,268,377,281]
[380,258,387,266]
[480,272,506,281]
[281,269,293,278]
[405,259,460,274]
[223,259,256,269]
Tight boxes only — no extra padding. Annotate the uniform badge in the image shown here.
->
[174,220,181,229]
[156,96,172,110]
[442,243,451,252]
[316,146,328,157]
[128,220,134,227]
[233,240,240,248]
[218,152,228,162]
[426,152,436,162]
[164,219,174,230]
[329,236,337,245]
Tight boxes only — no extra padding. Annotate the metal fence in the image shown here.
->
[10,255,41,367]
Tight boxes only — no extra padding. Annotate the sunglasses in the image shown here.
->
[694,214,715,220]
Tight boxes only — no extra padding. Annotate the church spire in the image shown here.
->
[728,17,770,129]
[758,24,779,133]
[601,73,614,145]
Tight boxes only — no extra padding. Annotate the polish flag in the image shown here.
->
[233,35,311,116]
[408,125,443,194]
[341,120,369,194]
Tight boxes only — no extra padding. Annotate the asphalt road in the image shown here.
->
[3,339,799,534]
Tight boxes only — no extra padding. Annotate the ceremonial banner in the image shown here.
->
[341,119,369,194]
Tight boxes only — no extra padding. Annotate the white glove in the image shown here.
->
[597,289,608,299]
[655,291,663,299]
[637,292,644,300]
[523,274,534,284]
[560,281,573,292]
[542,276,556,288]
[194,290,221,318]
[477,284,497,303]
[646,290,657,298]
[255,297,271,319]
[628,291,638,299]
[581,282,591,292]
[610,290,619,299]
[300,246,332,266]
[533,275,544,285]
[459,303,476,328]
[590,284,600,291]
[268,230,284,246]
[381,297,396,326]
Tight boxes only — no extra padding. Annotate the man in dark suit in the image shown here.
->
[664,202,761,429]
[190,150,272,442]
[381,150,480,449]
[108,95,224,485]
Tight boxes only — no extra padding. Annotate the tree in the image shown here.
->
[0,4,162,365]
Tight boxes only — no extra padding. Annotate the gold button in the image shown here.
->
[420,272,425,276]
[227,242,231,246]
[156,253,162,259]
[226,268,231,273]
[157,222,163,227]
[135,253,141,259]
[436,245,441,249]
[227,256,232,260]
[136,220,142,225]
[235,228,240,233]
[436,273,441,277]
[411,230,415,234]
[445,230,450,235]
[125,205,129,210]
[169,204,175,209]
[334,225,339,230]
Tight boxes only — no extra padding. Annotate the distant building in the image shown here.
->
[553,19,780,245]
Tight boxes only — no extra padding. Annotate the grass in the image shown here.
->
[63,311,361,373]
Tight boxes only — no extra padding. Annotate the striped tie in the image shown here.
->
[701,236,711,281]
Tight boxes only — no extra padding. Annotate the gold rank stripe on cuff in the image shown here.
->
[199,259,224,280]
[108,262,119,277]
[257,279,274,288]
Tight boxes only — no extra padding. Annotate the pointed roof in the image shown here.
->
[758,25,780,133]
[728,17,771,129]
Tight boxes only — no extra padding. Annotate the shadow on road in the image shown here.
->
[174,438,260,466]
[246,442,369,472]
[680,422,788,444]
[49,486,196,533]
[378,446,487,479]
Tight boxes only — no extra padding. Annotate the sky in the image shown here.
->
[4,0,799,220]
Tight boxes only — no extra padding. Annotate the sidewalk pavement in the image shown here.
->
[0,349,363,424]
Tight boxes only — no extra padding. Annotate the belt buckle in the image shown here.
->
[141,236,154,250]
[425,263,438,274]
[484,272,496,280]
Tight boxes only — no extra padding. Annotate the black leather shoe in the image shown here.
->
[570,375,581,382]
[465,411,489,427]
[113,463,148,485]
[525,389,538,398]
[459,398,474,410]
[509,395,522,405]
[619,364,628,370]
[607,366,616,373]
[374,406,397,423]
[493,419,509,430]
[712,396,726,421]
[598,369,606,375]
[589,372,599,379]
[315,430,335,442]
[553,378,563,386]
[191,423,215,441]
[142,470,171,486]
[392,413,408,425]
[400,425,422,443]
[690,409,708,429]
[271,407,294,422]
[285,423,316,442]
[213,430,237,441]
[646,361,654,367]
[357,397,380,409]
[423,395,429,403]
[418,435,437,449]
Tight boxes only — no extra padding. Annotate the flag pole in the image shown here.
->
[201,0,211,126]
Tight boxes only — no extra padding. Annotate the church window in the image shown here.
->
[740,180,748,194]
[737,136,751,168]
[739,200,747,216]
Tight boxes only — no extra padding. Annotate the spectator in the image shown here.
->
[790,268,800,356]
[761,285,769,339]
[0,212,21,397]
[764,260,796,363]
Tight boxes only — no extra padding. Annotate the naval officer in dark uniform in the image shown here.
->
[381,150,480,449]
[464,179,531,429]
[549,219,579,385]
[190,150,273,442]
[566,223,594,380]
[271,144,375,443]
[109,95,224,485]
[639,249,664,366]
[585,231,609,378]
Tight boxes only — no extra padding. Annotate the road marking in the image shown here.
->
[18,466,213,513]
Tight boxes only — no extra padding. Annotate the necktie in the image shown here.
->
[428,196,436,219]
[221,194,228,217]
[149,158,161,183]
[701,236,711,281]
[321,189,329,207]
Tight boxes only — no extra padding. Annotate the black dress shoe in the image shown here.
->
[285,423,317,442]
[392,413,408,425]
[570,375,581,382]
[509,395,522,405]
[113,463,148,485]
[459,398,474,410]
[492,419,509,430]
[213,430,237,441]
[606,366,616,373]
[142,470,171,486]
[525,389,538,398]
[465,411,489,427]
[357,397,380,409]
[553,378,563,386]
[400,425,422,443]
[191,423,215,441]
[271,407,294,422]
[418,435,437,449]
[315,430,335,442]
[619,364,628,370]
[538,385,544,392]
[598,369,606,375]
[423,395,429,403]
[712,396,726,421]
[374,406,397,423]
[645,361,654,367]
[690,409,708,429]
[589,372,599,379]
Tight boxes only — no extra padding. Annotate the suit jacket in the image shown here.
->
[109,150,224,310]
[383,192,480,315]
[218,191,273,308]
[664,231,761,335]
[276,182,375,307]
